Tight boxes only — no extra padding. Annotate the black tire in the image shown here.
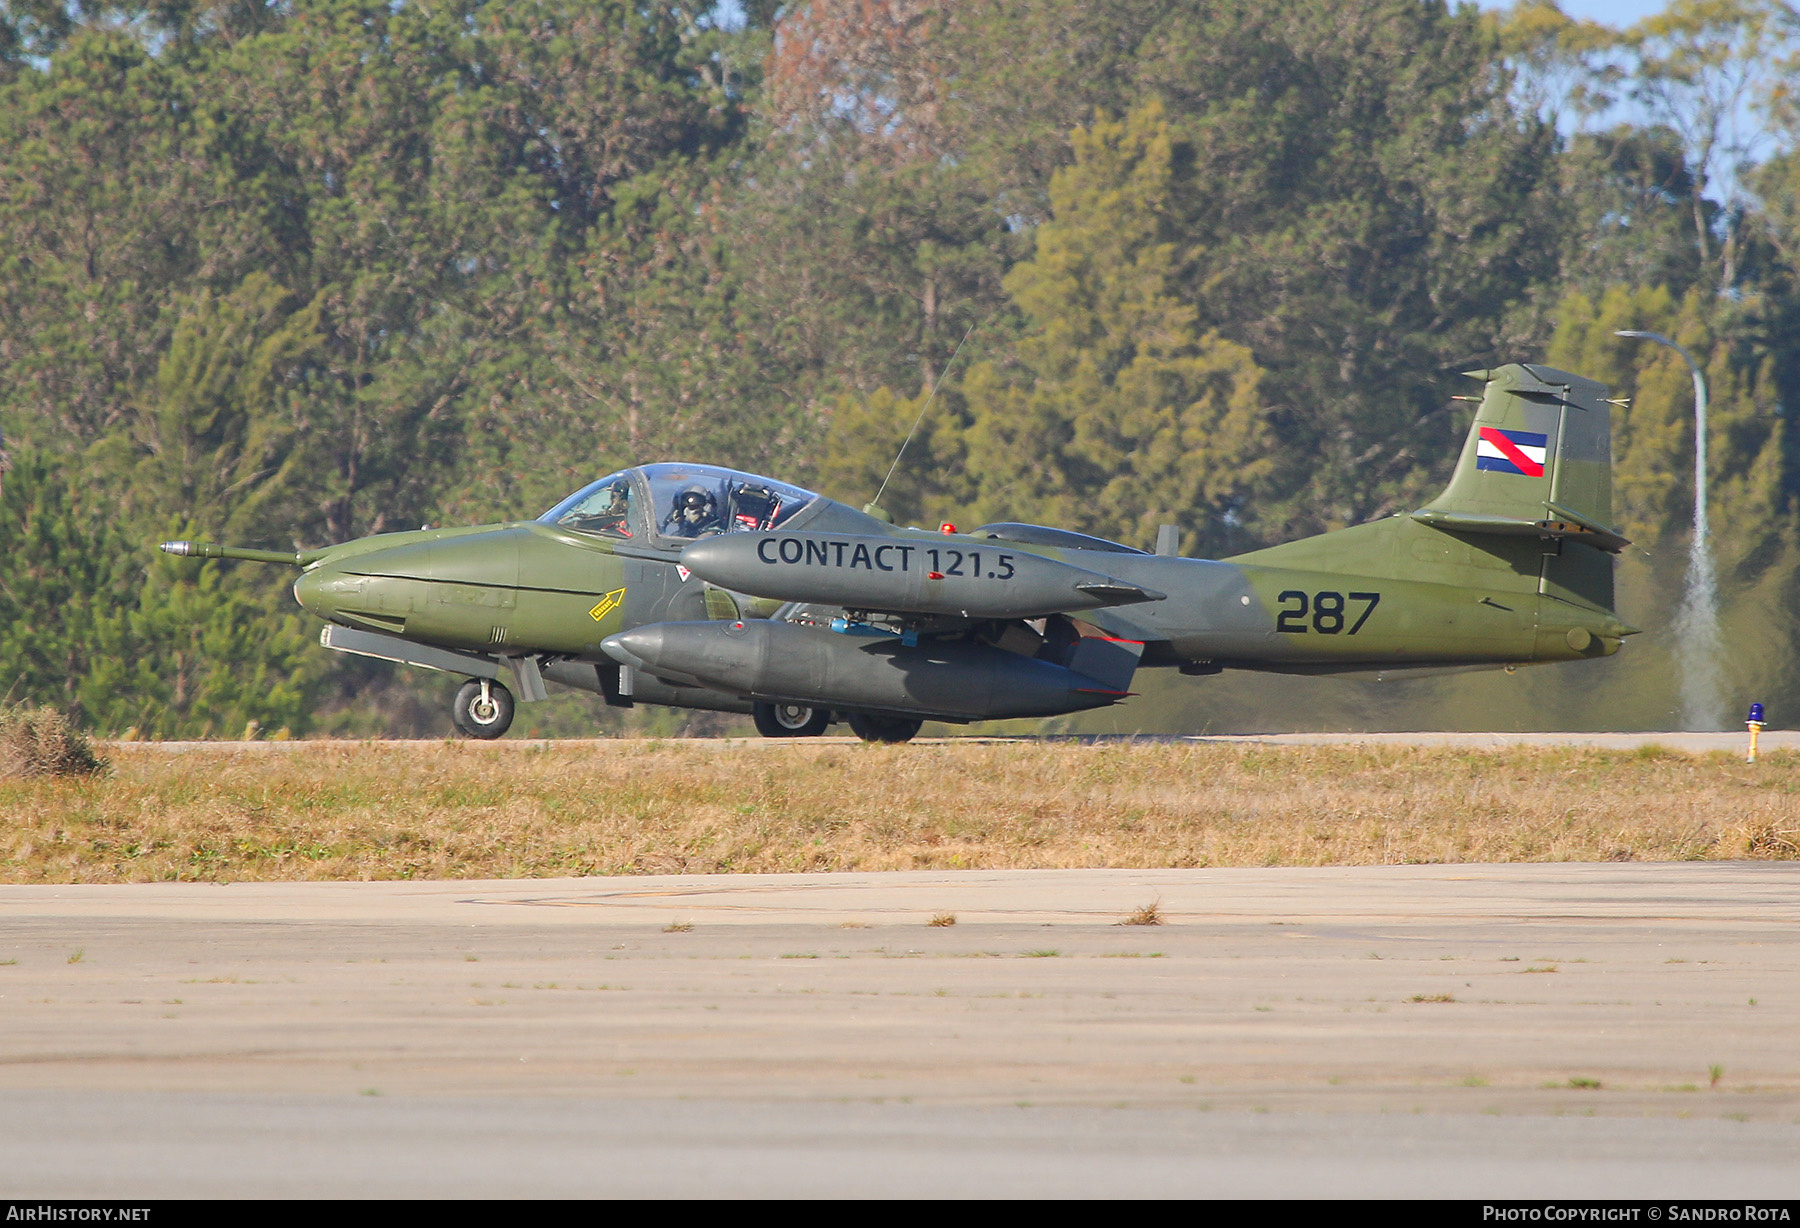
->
[752,701,831,738]
[452,678,514,739]
[845,712,923,744]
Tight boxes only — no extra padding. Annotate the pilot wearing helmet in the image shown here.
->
[665,486,724,537]
[565,480,631,536]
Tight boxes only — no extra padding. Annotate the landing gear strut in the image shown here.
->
[753,701,831,738]
[453,678,515,739]
[845,713,923,744]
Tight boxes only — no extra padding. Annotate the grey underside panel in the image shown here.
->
[320,625,501,679]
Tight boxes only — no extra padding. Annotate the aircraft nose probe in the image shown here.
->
[161,540,342,622]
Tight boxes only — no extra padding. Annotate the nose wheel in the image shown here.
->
[453,678,515,739]
[752,701,831,738]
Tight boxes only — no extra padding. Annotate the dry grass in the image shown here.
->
[0,740,1795,884]
[0,707,107,778]
[1119,900,1164,926]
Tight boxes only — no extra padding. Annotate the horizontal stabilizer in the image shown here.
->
[1412,506,1629,553]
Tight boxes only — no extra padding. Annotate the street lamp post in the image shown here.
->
[1614,329,1722,731]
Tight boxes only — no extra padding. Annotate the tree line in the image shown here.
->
[3,0,1797,735]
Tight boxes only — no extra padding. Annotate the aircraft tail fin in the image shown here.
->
[1411,363,1626,613]
[1225,362,1632,633]
[1414,364,1626,552]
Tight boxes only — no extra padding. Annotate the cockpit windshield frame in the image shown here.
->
[539,470,641,540]
[539,464,820,546]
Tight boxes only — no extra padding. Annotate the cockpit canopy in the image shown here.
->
[540,463,820,543]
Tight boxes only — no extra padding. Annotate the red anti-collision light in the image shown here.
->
[940,523,957,534]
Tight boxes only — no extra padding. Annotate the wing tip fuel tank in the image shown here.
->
[679,532,1162,619]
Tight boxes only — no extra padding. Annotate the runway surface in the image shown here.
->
[108,730,1800,753]
[3,863,1797,1197]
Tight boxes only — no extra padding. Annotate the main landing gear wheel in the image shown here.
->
[452,678,515,740]
[753,701,831,738]
[845,713,924,744]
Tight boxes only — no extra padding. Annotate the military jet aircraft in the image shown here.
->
[161,363,1637,742]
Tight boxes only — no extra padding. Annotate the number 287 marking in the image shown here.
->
[1275,590,1381,635]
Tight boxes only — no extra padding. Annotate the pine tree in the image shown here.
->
[0,448,329,737]
[954,105,1272,555]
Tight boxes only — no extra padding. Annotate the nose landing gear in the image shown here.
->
[453,678,515,739]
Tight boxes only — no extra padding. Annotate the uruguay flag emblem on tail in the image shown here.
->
[1475,427,1548,477]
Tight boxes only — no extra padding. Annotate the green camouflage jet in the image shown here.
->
[162,363,1637,742]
